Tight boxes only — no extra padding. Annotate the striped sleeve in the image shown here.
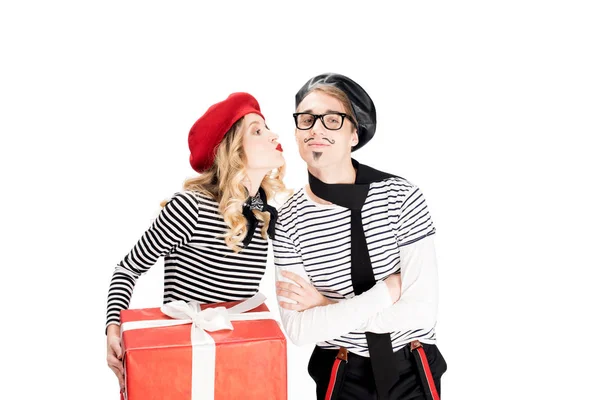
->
[105,191,199,329]
[394,184,436,247]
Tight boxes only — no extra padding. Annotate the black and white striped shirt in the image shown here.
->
[274,177,438,357]
[106,191,268,329]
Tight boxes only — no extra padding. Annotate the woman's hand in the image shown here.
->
[106,324,125,393]
[277,270,335,311]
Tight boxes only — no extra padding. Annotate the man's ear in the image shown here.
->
[350,130,359,147]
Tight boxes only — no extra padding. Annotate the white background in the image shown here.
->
[2,1,599,399]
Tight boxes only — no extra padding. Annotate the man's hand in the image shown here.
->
[276,270,335,311]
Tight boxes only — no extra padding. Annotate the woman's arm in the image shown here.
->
[105,191,199,330]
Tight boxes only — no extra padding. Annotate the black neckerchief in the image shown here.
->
[308,159,395,210]
[308,158,399,398]
[241,187,278,248]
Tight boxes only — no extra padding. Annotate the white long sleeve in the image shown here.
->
[361,235,438,334]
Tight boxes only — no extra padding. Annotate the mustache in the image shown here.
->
[303,137,336,144]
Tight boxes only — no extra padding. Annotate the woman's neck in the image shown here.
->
[243,168,268,196]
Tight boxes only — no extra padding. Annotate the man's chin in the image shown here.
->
[301,152,329,168]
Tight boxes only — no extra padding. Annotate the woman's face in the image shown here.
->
[294,91,358,169]
[241,113,284,171]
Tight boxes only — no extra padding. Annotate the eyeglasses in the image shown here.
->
[293,112,356,131]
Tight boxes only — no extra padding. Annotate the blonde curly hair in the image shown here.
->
[163,117,290,252]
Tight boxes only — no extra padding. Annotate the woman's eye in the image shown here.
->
[254,129,262,135]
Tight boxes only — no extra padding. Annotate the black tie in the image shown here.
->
[308,159,398,400]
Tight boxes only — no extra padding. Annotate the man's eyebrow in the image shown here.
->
[297,109,344,114]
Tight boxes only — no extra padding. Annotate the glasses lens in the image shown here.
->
[296,113,315,129]
[323,114,343,130]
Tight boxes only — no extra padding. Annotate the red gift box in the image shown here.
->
[119,294,287,400]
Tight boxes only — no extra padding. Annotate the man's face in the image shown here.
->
[294,91,358,169]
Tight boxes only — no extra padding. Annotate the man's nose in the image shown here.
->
[310,117,327,135]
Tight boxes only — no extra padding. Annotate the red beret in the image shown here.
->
[188,92,264,173]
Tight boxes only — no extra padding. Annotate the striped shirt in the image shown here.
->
[106,191,268,329]
[274,177,438,356]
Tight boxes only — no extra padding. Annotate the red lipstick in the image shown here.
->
[276,144,283,152]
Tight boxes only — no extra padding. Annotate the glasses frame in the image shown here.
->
[292,112,356,131]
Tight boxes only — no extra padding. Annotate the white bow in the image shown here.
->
[121,292,272,344]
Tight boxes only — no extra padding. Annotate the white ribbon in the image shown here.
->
[121,292,274,400]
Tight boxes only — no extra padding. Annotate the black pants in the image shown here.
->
[308,344,447,400]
